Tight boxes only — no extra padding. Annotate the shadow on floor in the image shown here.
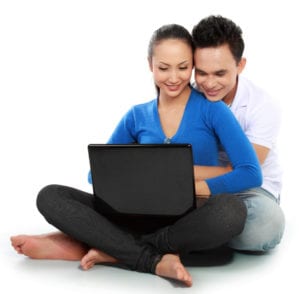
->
[182,246,235,267]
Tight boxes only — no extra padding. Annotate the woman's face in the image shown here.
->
[149,39,193,99]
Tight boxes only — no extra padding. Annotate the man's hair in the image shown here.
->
[192,15,244,63]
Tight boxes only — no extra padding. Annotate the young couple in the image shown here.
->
[11,15,285,287]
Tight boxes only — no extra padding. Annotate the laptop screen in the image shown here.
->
[88,144,196,218]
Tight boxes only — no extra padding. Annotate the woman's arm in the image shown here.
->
[203,101,262,195]
[193,165,232,197]
[88,108,137,184]
[194,180,211,197]
[107,108,136,144]
[194,165,232,181]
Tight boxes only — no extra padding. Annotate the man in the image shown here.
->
[191,15,285,251]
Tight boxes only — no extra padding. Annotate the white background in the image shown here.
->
[1,0,299,293]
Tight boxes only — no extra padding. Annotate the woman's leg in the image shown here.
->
[35,184,163,274]
[142,194,247,254]
[80,248,192,286]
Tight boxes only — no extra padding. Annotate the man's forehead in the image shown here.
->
[194,47,236,70]
[194,45,234,61]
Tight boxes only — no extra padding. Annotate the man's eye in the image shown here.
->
[216,71,226,77]
[196,71,206,76]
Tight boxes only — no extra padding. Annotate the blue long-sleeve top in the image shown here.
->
[89,88,262,195]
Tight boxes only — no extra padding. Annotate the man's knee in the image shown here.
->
[229,204,285,251]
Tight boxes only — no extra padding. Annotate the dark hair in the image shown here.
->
[148,24,194,59]
[192,15,244,63]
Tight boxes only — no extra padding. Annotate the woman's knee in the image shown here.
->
[196,194,247,248]
[212,194,247,236]
[36,184,62,214]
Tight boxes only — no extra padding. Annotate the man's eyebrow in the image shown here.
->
[195,68,206,73]
[195,68,227,74]
[215,69,227,73]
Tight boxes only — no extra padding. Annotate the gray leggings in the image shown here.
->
[36,184,246,274]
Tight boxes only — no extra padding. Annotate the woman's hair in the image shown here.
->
[148,24,194,59]
[192,15,244,64]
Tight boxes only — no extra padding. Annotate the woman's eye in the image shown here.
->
[159,67,168,71]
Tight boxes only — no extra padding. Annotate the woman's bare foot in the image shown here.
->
[80,248,118,270]
[10,232,89,260]
[155,254,192,287]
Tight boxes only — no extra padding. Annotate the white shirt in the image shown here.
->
[194,76,283,198]
[223,76,282,198]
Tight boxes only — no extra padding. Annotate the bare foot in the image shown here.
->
[10,232,89,260]
[155,254,192,287]
[80,248,118,270]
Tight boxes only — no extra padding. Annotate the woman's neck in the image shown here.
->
[158,86,191,109]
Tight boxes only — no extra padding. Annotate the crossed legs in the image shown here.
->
[10,232,192,286]
[11,184,247,287]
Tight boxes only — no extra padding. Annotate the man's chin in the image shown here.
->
[205,95,223,102]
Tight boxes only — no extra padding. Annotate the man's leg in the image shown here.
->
[228,188,285,251]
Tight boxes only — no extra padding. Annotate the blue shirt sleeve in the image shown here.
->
[205,101,262,194]
[88,108,137,184]
[107,108,137,144]
[88,170,92,184]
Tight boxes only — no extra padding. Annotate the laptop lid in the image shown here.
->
[88,144,196,219]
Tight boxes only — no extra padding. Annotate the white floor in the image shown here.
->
[2,220,299,294]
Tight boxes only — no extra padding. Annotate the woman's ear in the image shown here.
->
[148,57,153,72]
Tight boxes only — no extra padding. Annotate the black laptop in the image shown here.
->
[88,144,196,223]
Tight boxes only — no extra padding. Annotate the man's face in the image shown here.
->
[194,44,245,104]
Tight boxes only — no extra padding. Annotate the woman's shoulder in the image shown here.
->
[124,98,157,121]
[190,88,227,112]
[130,98,156,111]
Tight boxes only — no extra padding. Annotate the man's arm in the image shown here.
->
[252,143,270,164]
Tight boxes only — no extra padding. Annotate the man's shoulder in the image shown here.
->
[236,76,276,108]
[235,76,281,123]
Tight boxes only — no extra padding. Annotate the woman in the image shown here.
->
[11,24,262,287]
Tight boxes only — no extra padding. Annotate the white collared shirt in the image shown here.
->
[224,76,282,198]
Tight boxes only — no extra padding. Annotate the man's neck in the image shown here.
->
[223,77,238,106]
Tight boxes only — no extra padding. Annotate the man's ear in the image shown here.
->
[237,57,246,74]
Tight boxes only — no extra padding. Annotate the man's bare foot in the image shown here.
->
[80,248,118,270]
[155,254,192,287]
[10,232,89,260]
